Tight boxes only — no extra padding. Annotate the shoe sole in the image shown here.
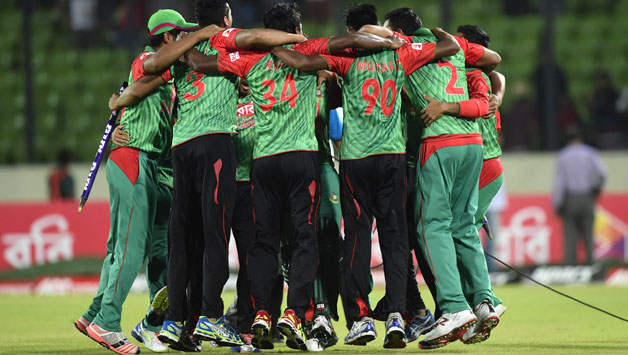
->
[87,327,140,354]
[251,323,274,349]
[278,322,307,350]
[311,327,338,348]
[344,330,377,346]
[74,321,89,337]
[462,316,500,345]
[419,319,477,349]
[193,329,242,346]
[157,332,180,346]
[151,287,169,315]
[384,329,406,348]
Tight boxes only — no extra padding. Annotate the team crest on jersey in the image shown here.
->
[223,28,236,37]
[230,52,240,62]
[329,192,339,203]
[411,43,423,50]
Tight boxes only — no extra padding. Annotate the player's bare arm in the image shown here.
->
[328,32,406,53]
[485,71,506,118]
[420,95,460,127]
[184,49,220,74]
[431,27,460,59]
[108,75,167,111]
[271,46,328,72]
[234,28,307,50]
[143,25,223,74]
[474,47,501,74]
[359,25,460,60]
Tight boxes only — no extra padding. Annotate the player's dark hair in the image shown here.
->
[148,29,181,48]
[457,24,490,48]
[195,0,230,27]
[263,2,301,34]
[383,7,422,34]
[344,3,378,31]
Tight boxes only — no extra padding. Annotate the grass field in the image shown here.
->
[2,285,627,354]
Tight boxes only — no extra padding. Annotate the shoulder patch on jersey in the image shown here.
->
[139,52,154,60]
[223,28,236,37]
[411,43,423,50]
[230,52,240,62]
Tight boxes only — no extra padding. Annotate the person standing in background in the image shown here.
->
[553,125,607,265]
[49,150,74,201]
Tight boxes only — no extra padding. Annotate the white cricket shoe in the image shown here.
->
[132,319,168,352]
[419,309,477,349]
[462,300,500,344]
[344,317,377,345]
[495,304,507,317]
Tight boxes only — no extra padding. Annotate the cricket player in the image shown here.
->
[73,9,196,355]
[366,7,503,349]
[182,2,407,350]
[271,4,460,348]
[138,0,309,347]
[419,24,508,344]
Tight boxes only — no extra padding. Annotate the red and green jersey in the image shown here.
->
[400,29,484,140]
[170,28,243,147]
[116,46,174,157]
[234,95,255,181]
[467,68,502,160]
[320,41,435,160]
[218,38,331,159]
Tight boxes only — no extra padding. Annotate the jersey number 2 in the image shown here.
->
[437,62,465,95]
[260,74,298,112]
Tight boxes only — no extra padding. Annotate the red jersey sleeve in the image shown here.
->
[319,55,354,76]
[457,69,490,118]
[396,42,436,76]
[454,36,484,66]
[217,50,266,78]
[393,31,413,44]
[133,52,173,82]
[292,38,332,55]
[210,28,243,52]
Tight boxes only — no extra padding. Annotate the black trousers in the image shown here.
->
[167,134,237,320]
[340,154,408,324]
[232,180,256,333]
[248,151,321,320]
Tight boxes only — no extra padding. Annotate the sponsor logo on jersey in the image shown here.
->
[329,192,339,203]
[223,28,236,37]
[230,52,240,62]
[412,43,423,50]
[237,102,255,117]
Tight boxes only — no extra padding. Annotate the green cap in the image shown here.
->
[147,9,198,36]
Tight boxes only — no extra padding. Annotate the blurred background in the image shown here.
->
[0,0,627,292]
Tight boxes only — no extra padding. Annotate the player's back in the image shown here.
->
[331,49,407,160]
[244,48,319,159]
[405,28,478,139]
[170,39,238,147]
[118,47,174,157]
[468,68,502,160]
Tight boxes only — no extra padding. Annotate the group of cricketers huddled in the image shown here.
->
[72,0,508,353]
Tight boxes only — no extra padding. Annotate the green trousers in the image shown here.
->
[416,144,492,314]
[83,149,170,332]
[474,173,503,232]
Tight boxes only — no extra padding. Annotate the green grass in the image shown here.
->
[2,285,628,354]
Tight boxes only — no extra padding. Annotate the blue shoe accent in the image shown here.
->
[158,320,183,345]
[194,316,242,346]
[344,317,377,345]
[384,312,406,348]
[405,309,435,343]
